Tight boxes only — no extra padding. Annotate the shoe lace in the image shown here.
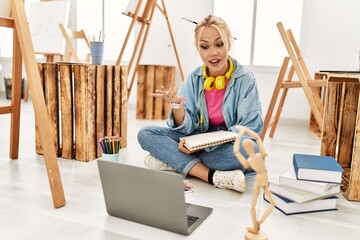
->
[215,172,236,187]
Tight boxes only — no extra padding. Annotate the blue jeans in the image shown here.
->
[137,125,257,177]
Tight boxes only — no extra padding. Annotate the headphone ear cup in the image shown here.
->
[204,77,215,91]
[215,75,226,90]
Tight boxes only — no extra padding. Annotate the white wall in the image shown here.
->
[2,0,360,121]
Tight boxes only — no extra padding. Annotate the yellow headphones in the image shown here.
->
[203,56,234,91]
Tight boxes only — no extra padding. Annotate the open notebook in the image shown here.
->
[180,131,238,151]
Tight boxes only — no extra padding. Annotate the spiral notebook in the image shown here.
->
[180,131,238,151]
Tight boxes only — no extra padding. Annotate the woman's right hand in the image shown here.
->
[178,139,204,155]
[150,82,182,104]
[151,82,186,127]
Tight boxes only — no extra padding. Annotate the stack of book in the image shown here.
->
[264,153,344,215]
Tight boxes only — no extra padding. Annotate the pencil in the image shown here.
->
[99,139,106,153]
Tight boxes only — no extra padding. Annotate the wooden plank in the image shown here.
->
[0,17,14,28]
[0,106,12,114]
[136,65,146,119]
[120,66,128,147]
[153,65,164,119]
[35,63,44,155]
[74,65,87,161]
[59,63,73,159]
[44,63,60,156]
[96,65,105,158]
[145,65,155,119]
[113,65,121,137]
[321,81,342,157]
[86,65,97,161]
[337,82,359,167]
[344,98,360,201]
[163,66,174,119]
[105,65,113,136]
[281,80,327,88]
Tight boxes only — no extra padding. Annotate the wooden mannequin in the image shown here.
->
[233,125,275,240]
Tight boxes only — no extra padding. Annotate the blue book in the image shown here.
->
[264,192,338,215]
[293,154,344,183]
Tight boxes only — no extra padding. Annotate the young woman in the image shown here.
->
[137,15,263,192]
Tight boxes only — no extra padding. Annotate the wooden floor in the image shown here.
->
[1,97,360,240]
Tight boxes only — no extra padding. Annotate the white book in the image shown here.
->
[264,193,338,215]
[180,131,237,151]
[269,179,340,203]
[279,170,339,194]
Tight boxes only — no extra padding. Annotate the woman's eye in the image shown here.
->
[200,45,209,50]
[216,42,224,47]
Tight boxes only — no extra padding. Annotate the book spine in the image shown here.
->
[293,155,300,179]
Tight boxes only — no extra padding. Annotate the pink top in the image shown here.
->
[204,83,228,126]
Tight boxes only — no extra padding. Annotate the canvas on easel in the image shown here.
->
[28,0,70,57]
[23,0,70,102]
[116,0,184,97]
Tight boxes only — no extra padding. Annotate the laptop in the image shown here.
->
[97,160,213,235]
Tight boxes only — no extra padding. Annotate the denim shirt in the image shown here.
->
[166,57,263,141]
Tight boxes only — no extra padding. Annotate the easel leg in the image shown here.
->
[12,0,66,208]
[260,57,289,140]
[270,65,295,138]
[160,0,184,80]
[9,25,22,159]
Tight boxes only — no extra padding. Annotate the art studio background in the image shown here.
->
[0,0,359,121]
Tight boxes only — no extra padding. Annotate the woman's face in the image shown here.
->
[198,26,229,77]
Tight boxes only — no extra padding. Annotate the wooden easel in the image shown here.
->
[260,22,327,141]
[116,0,184,97]
[0,0,65,208]
[59,23,91,63]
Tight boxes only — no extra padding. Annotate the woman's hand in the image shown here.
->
[151,81,186,127]
[150,82,182,104]
[178,139,204,155]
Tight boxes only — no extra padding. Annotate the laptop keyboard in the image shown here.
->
[187,215,199,227]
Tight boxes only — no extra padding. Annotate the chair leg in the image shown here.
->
[9,25,22,159]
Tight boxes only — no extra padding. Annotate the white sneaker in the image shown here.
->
[213,170,246,192]
[144,154,175,171]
